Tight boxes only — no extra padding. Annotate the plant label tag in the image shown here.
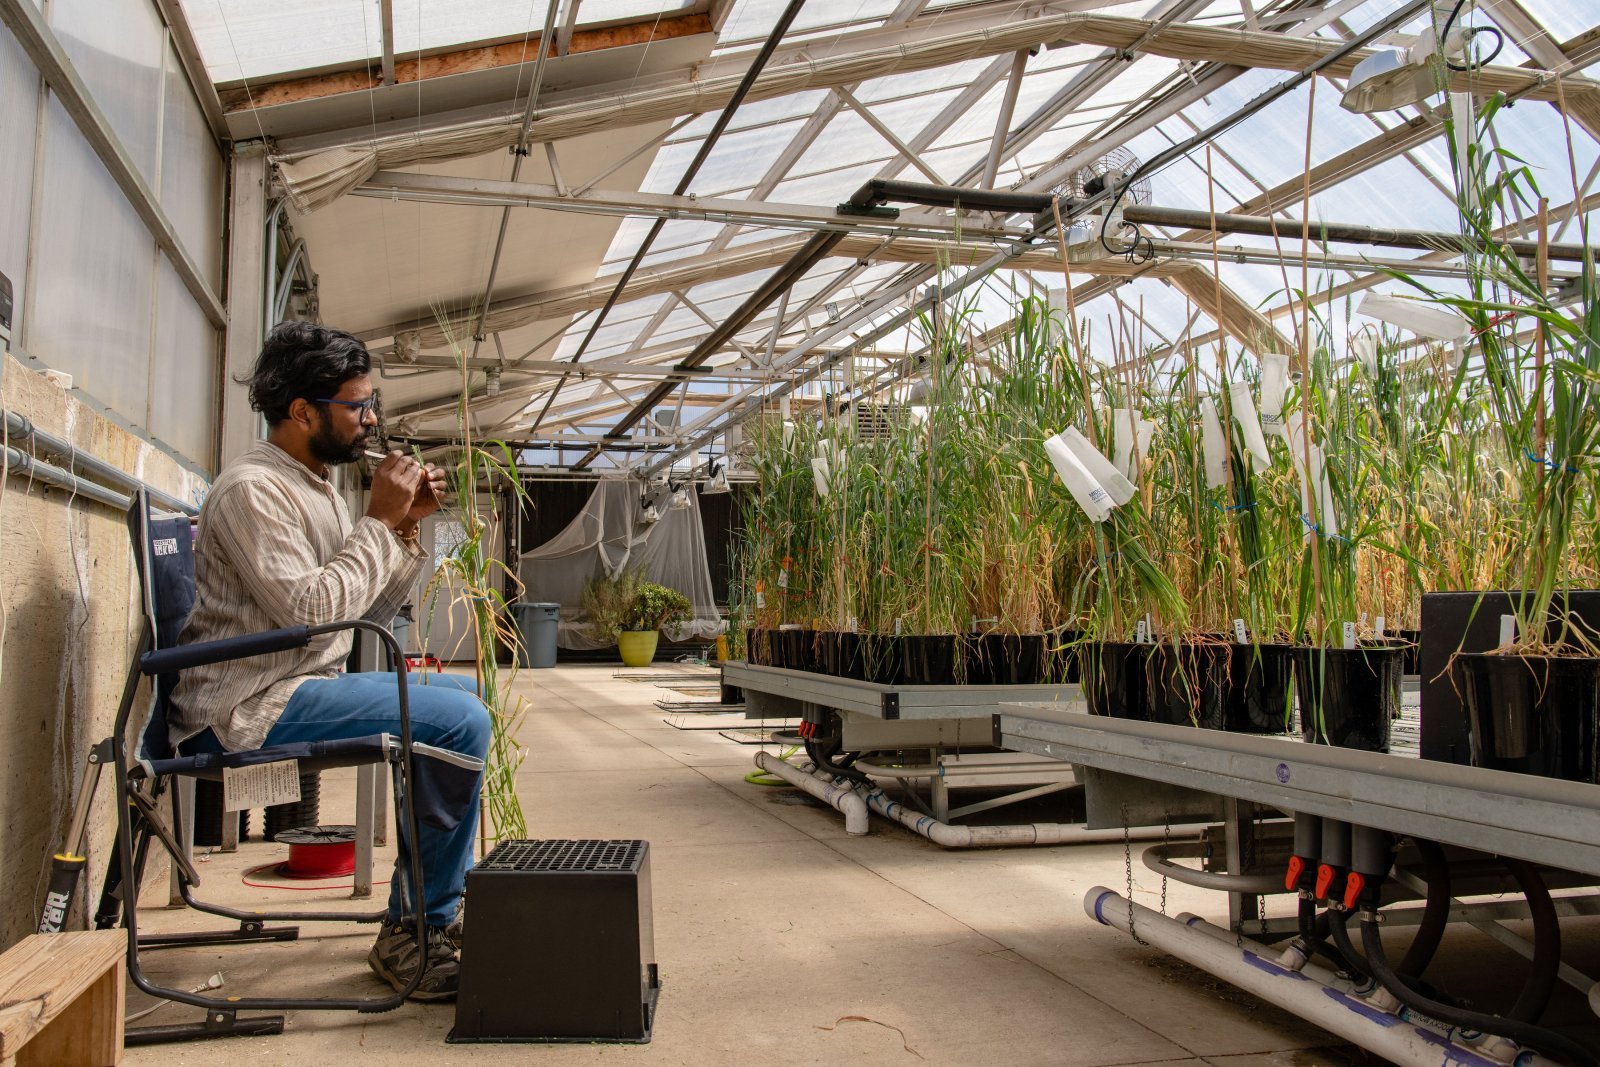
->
[847,616,858,633]
[969,616,978,633]
[777,568,788,589]
[1374,615,1385,636]
[1359,612,1368,628]
[224,760,300,813]
[1233,619,1248,644]
[894,617,903,636]
[1342,621,1357,650]
[755,591,766,609]
[1499,614,1516,646]
[1136,618,1150,645]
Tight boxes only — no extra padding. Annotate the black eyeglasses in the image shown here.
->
[315,396,377,417]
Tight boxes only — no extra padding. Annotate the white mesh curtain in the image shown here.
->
[519,477,724,649]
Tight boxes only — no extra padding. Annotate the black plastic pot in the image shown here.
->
[1293,645,1403,752]
[793,629,819,673]
[1143,642,1215,726]
[1229,643,1297,734]
[773,628,815,673]
[1046,631,1083,685]
[900,634,962,685]
[860,634,904,685]
[815,630,837,676]
[1398,629,1422,675]
[1083,642,1147,719]
[819,631,865,680]
[968,633,1047,685]
[1140,642,1295,732]
[746,627,771,667]
[1452,653,1600,783]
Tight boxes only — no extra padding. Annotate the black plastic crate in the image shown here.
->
[449,838,658,1044]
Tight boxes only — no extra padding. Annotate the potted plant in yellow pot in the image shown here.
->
[583,570,694,667]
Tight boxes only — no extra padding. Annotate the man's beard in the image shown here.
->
[309,411,368,466]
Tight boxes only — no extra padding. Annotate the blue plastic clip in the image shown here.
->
[1524,448,1578,474]
[1301,515,1351,544]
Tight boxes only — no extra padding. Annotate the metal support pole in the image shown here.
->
[353,764,375,899]
[170,779,195,907]
[980,50,1029,190]
[1223,796,1260,935]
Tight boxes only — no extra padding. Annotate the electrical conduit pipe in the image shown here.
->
[1084,886,1557,1067]
[753,751,868,835]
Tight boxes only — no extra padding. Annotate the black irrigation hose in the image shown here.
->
[1296,898,1355,973]
[1329,908,1441,1002]
[1298,896,1318,942]
[803,735,868,785]
[1328,908,1372,981]
[1360,914,1597,1067]
[1503,858,1561,1025]
[1398,839,1452,979]
[1308,909,1357,974]
[1440,0,1505,72]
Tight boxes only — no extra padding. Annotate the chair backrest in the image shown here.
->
[127,488,197,762]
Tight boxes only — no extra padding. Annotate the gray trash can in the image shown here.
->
[389,613,413,667]
[512,602,560,668]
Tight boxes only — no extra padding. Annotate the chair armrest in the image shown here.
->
[139,625,311,675]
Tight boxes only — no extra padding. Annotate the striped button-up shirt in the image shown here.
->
[170,440,426,751]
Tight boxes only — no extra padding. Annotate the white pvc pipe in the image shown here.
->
[862,789,1190,849]
[1085,887,1553,1067]
[1175,911,1371,997]
[754,752,868,835]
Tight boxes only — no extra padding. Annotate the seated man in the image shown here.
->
[171,321,490,1001]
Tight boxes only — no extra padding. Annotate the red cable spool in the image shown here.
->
[273,825,358,879]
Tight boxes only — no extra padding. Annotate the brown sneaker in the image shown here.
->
[444,895,464,943]
[368,921,459,1001]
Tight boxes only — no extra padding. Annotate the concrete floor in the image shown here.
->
[119,663,1598,1066]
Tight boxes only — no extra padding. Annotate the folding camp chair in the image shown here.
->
[52,487,482,1045]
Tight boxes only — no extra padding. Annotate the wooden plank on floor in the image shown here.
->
[0,929,126,1066]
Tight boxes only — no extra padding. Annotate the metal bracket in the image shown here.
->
[835,203,900,219]
[881,692,900,720]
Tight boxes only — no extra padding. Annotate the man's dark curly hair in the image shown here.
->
[239,321,371,424]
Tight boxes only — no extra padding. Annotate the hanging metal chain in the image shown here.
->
[1254,805,1268,935]
[1159,810,1170,917]
[1122,803,1147,946]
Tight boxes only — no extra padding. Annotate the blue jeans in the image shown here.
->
[265,672,491,928]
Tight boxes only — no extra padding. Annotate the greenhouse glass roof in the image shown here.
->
[179,0,1600,472]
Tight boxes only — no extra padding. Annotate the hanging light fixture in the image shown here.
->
[702,458,731,495]
[1340,4,1500,115]
[1339,32,1440,114]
